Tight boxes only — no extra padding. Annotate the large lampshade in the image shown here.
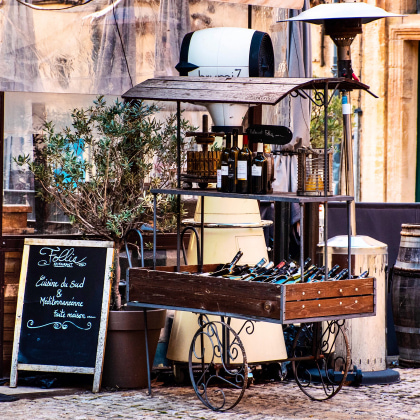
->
[284,2,404,25]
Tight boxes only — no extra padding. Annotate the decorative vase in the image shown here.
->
[101,307,167,389]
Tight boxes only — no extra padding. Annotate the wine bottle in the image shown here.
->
[285,261,299,276]
[331,268,349,281]
[251,143,267,194]
[248,261,275,281]
[257,261,289,283]
[356,270,369,278]
[307,266,325,282]
[216,136,226,192]
[301,266,319,283]
[227,264,249,277]
[283,265,318,284]
[227,129,240,193]
[237,134,252,194]
[319,264,340,281]
[227,258,268,280]
[208,250,243,277]
[303,257,312,271]
[242,260,274,281]
[220,133,231,192]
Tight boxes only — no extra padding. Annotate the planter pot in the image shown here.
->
[102,308,167,389]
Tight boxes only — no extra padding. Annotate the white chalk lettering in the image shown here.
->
[40,296,84,307]
[35,275,58,288]
[38,247,87,267]
[70,278,85,288]
[67,311,86,319]
[54,309,66,318]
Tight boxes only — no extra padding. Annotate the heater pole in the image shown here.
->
[342,91,357,236]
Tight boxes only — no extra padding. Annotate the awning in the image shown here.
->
[211,0,304,10]
[122,76,374,105]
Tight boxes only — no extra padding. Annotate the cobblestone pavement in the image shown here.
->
[0,368,419,420]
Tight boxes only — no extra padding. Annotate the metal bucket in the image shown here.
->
[392,224,420,367]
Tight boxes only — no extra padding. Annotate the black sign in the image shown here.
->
[247,125,293,145]
[11,239,113,391]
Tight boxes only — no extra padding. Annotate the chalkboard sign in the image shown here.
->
[247,125,293,145]
[10,239,114,392]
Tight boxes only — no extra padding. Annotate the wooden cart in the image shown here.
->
[122,77,377,410]
[127,210,376,410]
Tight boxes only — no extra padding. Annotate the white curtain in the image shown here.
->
[0,1,43,91]
[155,0,191,77]
[94,0,136,94]
[272,0,312,193]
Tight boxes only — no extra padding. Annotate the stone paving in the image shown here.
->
[0,368,419,419]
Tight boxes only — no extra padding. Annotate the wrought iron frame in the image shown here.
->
[188,316,250,411]
[187,316,350,410]
[121,77,373,409]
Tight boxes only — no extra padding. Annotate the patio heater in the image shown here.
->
[286,0,403,231]
[284,1,404,383]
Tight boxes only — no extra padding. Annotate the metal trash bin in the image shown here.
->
[320,235,388,372]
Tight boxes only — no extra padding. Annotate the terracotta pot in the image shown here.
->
[102,307,167,389]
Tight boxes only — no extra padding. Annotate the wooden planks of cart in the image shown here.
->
[122,77,378,411]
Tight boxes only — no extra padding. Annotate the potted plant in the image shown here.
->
[16,96,194,388]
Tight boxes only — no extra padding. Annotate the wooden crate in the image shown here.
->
[2,205,34,234]
[128,265,376,324]
[280,278,376,323]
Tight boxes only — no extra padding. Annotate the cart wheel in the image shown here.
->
[198,182,208,189]
[188,320,248,411]
[291,320,350,401]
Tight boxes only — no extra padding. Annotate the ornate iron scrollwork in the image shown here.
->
[188,320,249,411]
[291,320,350,401]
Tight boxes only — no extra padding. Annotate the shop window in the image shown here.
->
[2,92,117,236]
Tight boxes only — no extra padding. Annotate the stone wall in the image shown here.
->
[311,2,420,203]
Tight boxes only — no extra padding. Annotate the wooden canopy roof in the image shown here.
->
[122,76,374,105]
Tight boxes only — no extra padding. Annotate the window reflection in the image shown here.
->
[3,92,118,235]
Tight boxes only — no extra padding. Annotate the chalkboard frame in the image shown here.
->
[9,238,114,393]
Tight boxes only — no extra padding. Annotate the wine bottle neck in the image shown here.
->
[232,129,239,147]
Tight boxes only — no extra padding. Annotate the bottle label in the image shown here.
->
[217,169,222,188]
[237,160,248,180]
[221,165,228,176]
[228,159,235,179]
[252,164,262,176]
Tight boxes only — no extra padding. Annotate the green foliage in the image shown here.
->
[17,97,195,244]
[310,94,343,149]
[16,97,195,309]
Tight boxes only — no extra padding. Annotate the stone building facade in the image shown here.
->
[312,0,420,203]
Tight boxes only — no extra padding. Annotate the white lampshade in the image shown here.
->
[281,2,404,25]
